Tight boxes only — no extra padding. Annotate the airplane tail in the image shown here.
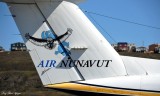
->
[4,0,127,85]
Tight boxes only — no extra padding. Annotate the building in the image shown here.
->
[0,46,5,52]
[128,43,136,52]
[154,47,160,54]
[136,47,147,53]
[112,43,136,52]
[149,44,160,53]
[11,42,27,51]
[117,42,128,52]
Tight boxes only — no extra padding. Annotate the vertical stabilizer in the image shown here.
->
[3,0,127,85]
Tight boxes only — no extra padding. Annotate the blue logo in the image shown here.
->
[41,30,71,56]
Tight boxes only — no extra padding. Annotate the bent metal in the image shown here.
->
[37,60,112,68]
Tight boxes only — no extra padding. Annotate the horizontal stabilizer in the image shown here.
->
[121,56,160,75]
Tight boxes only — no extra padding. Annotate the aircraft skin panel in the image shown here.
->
[37,1,127,80]
[121,56,160,75]
[121,56,147,75]
[141,75,160,91]
[29,49,52,85]
[8,3,82,85]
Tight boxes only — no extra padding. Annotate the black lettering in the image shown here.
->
[97,60,103,67]
[60,60,69,67]
[69,60,75,67]
[89,60,97,67]
[105,60,112,67]
[83,60,89,67]
[75,60,84,67]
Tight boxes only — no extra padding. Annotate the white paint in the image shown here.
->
[4,0,160,92]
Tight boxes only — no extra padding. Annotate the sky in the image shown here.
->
[0,0,160,50]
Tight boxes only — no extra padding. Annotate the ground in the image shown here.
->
[0,51,159,96]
